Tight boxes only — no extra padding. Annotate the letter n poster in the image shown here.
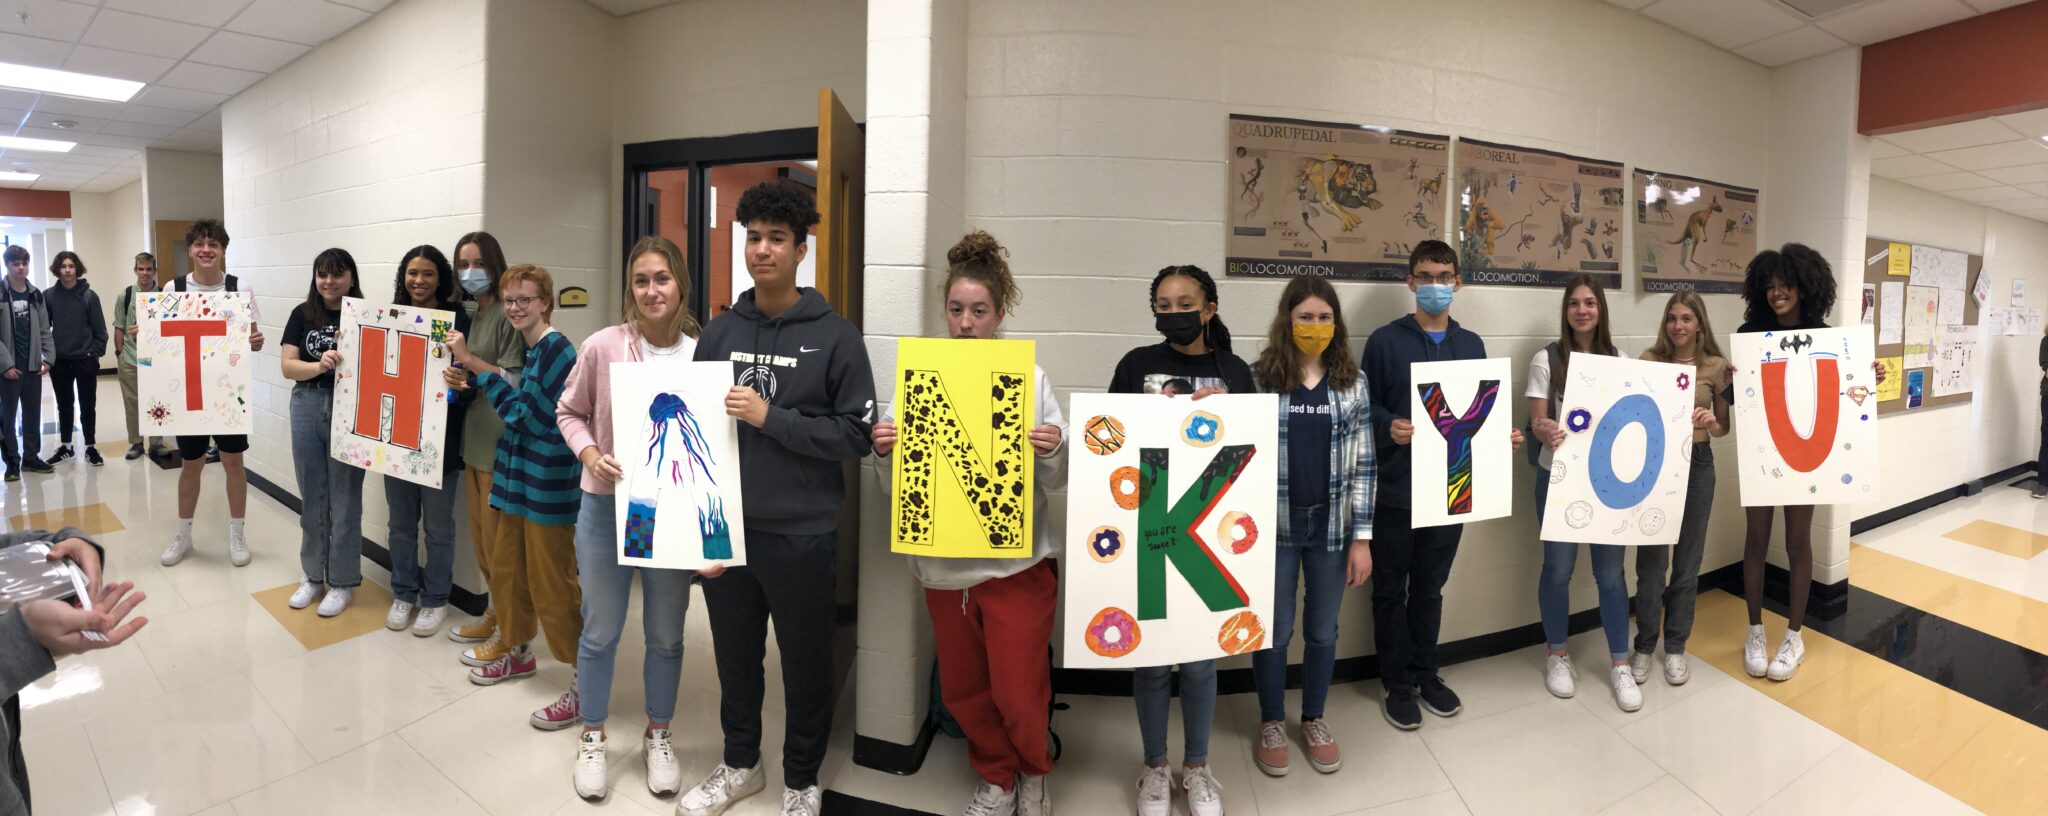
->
[1409,358,1514,527]
[1732,328,1878,506]
[610,360,747,570]
[330,298,455,487]
[890,337,1036,558]
[1063,393,1277,669]
[137,291,254,436]
[1539,354,1694,546]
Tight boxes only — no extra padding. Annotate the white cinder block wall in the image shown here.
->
[140,148,226,248]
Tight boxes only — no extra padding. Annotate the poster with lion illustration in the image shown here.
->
[889,337,1036,558]
[609,360,747,570]
[1538,354,1694,546]
[1454,139,1624,288]
[1636,168,1759,294]
[1225,114,1448,282]
[1063,393,1277,669]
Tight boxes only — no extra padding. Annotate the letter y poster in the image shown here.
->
[330,298,455,488]
[1732,328,1879,506]
[1409,358,1513,527]
[137,291,254,436]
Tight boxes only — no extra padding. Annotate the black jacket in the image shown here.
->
[1363,314,1488,511]
[44,280,106,362]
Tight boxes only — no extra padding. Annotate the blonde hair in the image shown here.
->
[1645,288,1726,362]
[625,235,701,339]
[499,263,555,320]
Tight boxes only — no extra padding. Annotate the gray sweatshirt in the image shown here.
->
[0,282,52,376]
[0,526,97,816]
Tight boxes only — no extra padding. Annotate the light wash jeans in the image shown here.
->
[1134,659,1216,766]
[290,384,364,588]
[387,472,460,608]
[1534,476,1630,660]
[574,492,691,726]
[1634,444,1713,655]
[1252,503,1345,722]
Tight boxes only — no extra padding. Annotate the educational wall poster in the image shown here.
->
[1876,357,1903,402]
[1937,287,1965,327]
[1452,139,1624,288]
[1861,284,1876,326]
[609,360,747,571]
[1409,358,1514,528]
[1903,285,1938,369]
[1635,168,1759,294]
[1225,114,1449,282]
[889,337,1036,559]
[1932,325,1977,399]
[1909,244,1968,292]
[2013,279,2026,306]
[329,298,455,489]
[1887,242,1911,276]
[1064,393,1278,669]
[1879,281,1905,345]
[136,291,255,437]
[1538,354,1693,546]
[1731,328,1879,506]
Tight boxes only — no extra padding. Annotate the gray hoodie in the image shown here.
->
[0,282,51,376]
[0,526,97,816]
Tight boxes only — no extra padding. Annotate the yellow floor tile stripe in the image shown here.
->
[1941,518,2048,559]
[251,580,399,651]
[1851,544,2048,657]
[8,502,126,536]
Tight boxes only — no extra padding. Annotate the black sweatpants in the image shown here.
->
[703,528,839,789]
[50,357,96,446]
[1369,503,1464,693]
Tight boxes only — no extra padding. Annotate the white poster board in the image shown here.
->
[1932,325,1977,398]
[1409,358,1514,528]
[1063,393,1277,669]
[136,291,255,436]
[330,298,455,488]
[1731,328,1879,506]
[1538,354,1693,546]
[610,360,748,570]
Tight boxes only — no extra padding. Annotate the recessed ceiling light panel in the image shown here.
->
[0,172,41,182]
[0,62,142,103]
[0,135,75,153]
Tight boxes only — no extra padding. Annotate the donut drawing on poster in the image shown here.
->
[1063,393,1278,669]
[1537,353,1695,546]
[1731,327,1879,506]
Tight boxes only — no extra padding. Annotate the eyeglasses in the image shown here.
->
[504,296,544,309]
[1413,273,1458,286]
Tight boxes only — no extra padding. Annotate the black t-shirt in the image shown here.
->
[1286,377,1332,505]
[1106,342,1257,396]
[283,304,343,388]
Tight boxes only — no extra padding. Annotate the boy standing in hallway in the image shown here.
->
[113,252,170,460]
[679,181,875,816]
[0,245,53,481]
[159,220,266,568]
[44,251,108,467]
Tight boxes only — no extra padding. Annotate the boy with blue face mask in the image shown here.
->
[1361,240,1522,731]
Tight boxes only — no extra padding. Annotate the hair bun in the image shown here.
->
[948,230,1007,268]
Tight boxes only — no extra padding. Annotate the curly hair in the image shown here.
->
[943,230,1019,315]
[735,181,820,243]
[1742,242,1835,327]
[49,251,85,277]
[393,244,457,309]
[1254,274,1357,393]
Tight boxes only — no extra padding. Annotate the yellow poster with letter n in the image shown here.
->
[890,337,1037,558]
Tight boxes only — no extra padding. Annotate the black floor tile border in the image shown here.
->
[822,790,942,816]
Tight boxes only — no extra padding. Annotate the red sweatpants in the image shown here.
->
[924,558,1058,789]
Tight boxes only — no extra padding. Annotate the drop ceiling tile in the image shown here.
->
[134,86,230,113]
[30,96,128,119]
[0,1,96,42]
[103,0,254,28]
[1992,108,2048,139]
[80,9,213,59]
[0,107,26,124]
[187,110,222,131]
[1993,195,2048,212]
[79,133,151,149]
[331,0,396,11]
[226,0,370,46]
[68,144,138,158]
[61,44,175,84]
[1877,118,2022,153]
[2017,182,2048,197]
[1870,138,1909,159]
[1925,139,2048,170]
[1978,163,2048,184]
[1606,0,1659,9]
[0,32,75,69]
[0,90,38,110]
[1963,0,2034,11]
[1815,0,1976,44]
[1871,154,1961,179]
[188,30,311,74]
[1899,170,2000,192]
[111,105,198,127]
[1948,185,2035,203]
[96,120,176,139]
[1731,24,1849,67]
[159,61,265,96]
[31,114,110,133]
[1641,0,1804,49]
[9,125,77,142]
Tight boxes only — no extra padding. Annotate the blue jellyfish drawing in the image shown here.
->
[626,392,725,562]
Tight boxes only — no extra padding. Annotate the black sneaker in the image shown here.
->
[2033,484,2047,499]
[125,443,145,461]
[46,445,71,464]
[1382,687,1422,731]
[85,447,103,467]
[1419,676,1462,718]
[205,444,220,463]
[3,469,15,482]
[23,457,53,474]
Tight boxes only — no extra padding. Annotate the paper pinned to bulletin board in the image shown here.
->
[1864,235,1981,415]
[889,337,1037,559]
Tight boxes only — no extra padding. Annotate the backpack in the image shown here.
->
[171,273,238,292]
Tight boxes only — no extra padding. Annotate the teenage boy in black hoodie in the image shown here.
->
[1362,240,1522,731]
[43,251,108,467]
[680,181,875,816]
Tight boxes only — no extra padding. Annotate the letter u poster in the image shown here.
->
[1732,328,1878,506]
[137,291,254,436]
[1063,393,1277,669]
[889,337,1036,558]
[610,360,747,571]
[330,298,455,488]
[1409,358,1514,528]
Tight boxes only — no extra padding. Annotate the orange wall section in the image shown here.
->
[0,189,70,219]
[1860,0,2048,134]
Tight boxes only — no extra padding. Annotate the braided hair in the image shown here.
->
[1149,264,1233,355]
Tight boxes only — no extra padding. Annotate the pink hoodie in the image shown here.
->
[555,323,699,495]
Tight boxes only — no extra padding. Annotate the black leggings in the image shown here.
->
[50,358,96,447]
[1743,505,1814,631]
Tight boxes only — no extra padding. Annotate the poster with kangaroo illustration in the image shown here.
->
[1453,139,1624,288]
[1409,358,1515,528]
[1731,328,1879,506]
[1635,168,1759,295]
[609,360,747,570]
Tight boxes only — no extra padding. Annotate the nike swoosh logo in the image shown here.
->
[800,346,820,353]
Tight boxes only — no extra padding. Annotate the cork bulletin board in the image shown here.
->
[1863,235,1981,415]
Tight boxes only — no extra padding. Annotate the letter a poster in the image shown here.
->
[1409,358,1514,527]
[1064,393,1277,669]
[610,360,747,570]
[330,298,455,488]
[1539,354,1694,546]
[1731,328,1879,506]
[137,291,255,436]
[889,337,1036,558]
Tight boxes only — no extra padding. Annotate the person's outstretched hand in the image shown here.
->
[22,582,147,656]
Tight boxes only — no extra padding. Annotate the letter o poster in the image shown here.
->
[1732,328,1878,506]
[1538,354,1694,546]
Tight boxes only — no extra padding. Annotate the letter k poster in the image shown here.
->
[1064,393,1277,669]
[1409,358,1514,528]
[137,291,254,436]
[330,298,455,488]
[1732,328,1878,506]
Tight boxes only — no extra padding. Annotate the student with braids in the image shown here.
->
[1109,264,1251,816]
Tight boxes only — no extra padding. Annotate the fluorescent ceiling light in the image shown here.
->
[0,135,74,153]
[0,172,39,182]
[0,62,143,103]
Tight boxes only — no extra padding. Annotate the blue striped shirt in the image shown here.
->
[1275,376,1377,550]
[482,329,581,526]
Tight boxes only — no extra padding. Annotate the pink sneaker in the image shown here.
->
[531,689,579,731]
[468,650,537,686]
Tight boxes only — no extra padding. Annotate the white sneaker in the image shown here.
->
[410,606,446,637]
[572,730,607,800]
[226,527,251,566]
[780,786,821,816]
[678,764,765,816]
[1544,653,1577,698]
[644,729,680,795]
[317,586,353,617]
[385,600,415,630]
[1017,772,1050,816]
[962,780,1015,816]
[1134,765,1171,816]
[1767,630,1805,681]
[1664,652,1691,685]
[161,531,194,566]
[1628,651,1651,685]
[1743,624,1769,678]
[1610,664,1643,712]
[1182,765,1223,816]
[288,581,322,609]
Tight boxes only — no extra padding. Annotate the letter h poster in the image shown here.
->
[1063,393,1277,669]
[1732,327,1878,506]
[609,360,747,571]
[890,337,1036,559]
[330,298,455,488]
[137,291,255,436]
[1539,354,1694,545]
[1409,358,1514,527]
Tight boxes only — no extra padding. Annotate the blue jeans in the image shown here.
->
[290,384,364,588]
[1134,660,1215,766]
[1533,477,1630,660]
[574,492,691,726]
[387,472,460,607]
[1253,504,1345,722]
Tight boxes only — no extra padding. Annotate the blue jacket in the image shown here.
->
[1363,314,1487,511]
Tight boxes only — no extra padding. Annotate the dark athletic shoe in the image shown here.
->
[1420,676,1463,718]
[45,445,71,464]
[85,447,103,466]
[3,469,16,482]
[1382,687,1422,731]
[205,444,220,463]
[23,457,53,474]
[125,443,145,460]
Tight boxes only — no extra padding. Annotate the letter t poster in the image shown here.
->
[1732,328,1879,506]
[330,298,455,488]
[137,291,255,436]
[1409,358,1514,527]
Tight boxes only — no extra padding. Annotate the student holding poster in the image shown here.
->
[443,232,525,653]
[870,231,1068,816]
[160,220,266,570]
[381,245,471,637]
[279,249,368,617]
[555,235,701,800]
[1248,275,1374,778]
[1634,290,1730,688]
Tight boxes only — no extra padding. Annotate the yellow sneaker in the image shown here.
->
[460,634,510,668]
[448,609,496,644]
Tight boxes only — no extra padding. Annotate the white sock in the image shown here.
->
[228,518,245,538]
[177,518,193,538]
